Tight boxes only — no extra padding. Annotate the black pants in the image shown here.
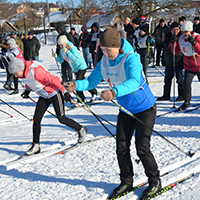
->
[61,60,73,82]
[33,92,82,143]
[75,69,97,102]
[164,64,184,87]
[156,43,165,66]
[116,104,159,185]
[184,70,198,103]
[5,62,18,90]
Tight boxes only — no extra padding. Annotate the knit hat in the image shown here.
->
[194,16,200,21]
[10,31,17,36]
[8,58,25,74]
[6,38,16,46]
[140,25,149,33]
[132,17,140,25]
[57,35,68,45]
[181,21,193,32]
[125,17,130,22]
[100,28,121,48]
[159,19,165,23]
[140,16,146,20]
[170,22,180,29]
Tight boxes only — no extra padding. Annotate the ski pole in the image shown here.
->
[52,49,62,76]
[73,92,116,139]
[70,99,116,128]
[0,108,13,118]
[110,100,195,158]
[28,97,57,118]
[0,98,33,121]
[172,42,176,108]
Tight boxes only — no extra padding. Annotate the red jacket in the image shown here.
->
[171,32,200,72]
[21,60,66,98]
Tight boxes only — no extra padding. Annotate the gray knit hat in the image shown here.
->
[100,28,121,48]
[6,38,16,46]
[57,35,68,45]
[8,58,25,74]
[181,21,193,32]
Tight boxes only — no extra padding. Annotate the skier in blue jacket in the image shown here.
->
[52,35,98,102]
[66,28,161,200]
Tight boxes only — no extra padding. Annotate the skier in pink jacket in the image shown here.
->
[8,58,87,156]
[171,20,200,110]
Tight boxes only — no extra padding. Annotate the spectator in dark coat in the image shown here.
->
[79,25,92,69]
[22,33,30,60]
[193,16,200,33]
[157,22,184,101]
[89,22,103,67]
[28,31,41,61]
[55,22,75,83]
[153,19,170,66]
[70,27,80,49]
[124,17,134,44]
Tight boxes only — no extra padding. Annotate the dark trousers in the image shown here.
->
[33,92,82,143]
[116,104,159,185]
[75,69,97,102]
[156,43,165,66]
[5,63,18,90]
[184,70,197,103]
[164,64,184,87]
[61,60,73,82]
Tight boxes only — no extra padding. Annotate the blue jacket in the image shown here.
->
[56,41,87,72]
[76,38,155,114]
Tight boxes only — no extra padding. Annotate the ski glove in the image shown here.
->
[21,90,30,99]
[64,92,73,103]
[52,50,57,58]
[101,89,116,101]
[65,81,76,93]
[170,35,178,43]
[187,36,196,45]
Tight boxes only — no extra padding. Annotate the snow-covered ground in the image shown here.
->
[0,40,200,200]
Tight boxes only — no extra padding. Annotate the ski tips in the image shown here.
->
[187,151,195,157]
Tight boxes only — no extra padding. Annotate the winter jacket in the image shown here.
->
[13,37,24,54]
[172,32,200,72]
[163,31,183,67]
[153,24,170,44]
[124,23,134,38]
[22,38,30,60]
[7,44,25,62]
[70,32,80,48]
[79,25,91,48]
[55,41,87,73]
[21,60,66,98]
[193,23,200,34]
[89,22,102,53]
[29,36,41,57]
[56,22,75,55]
[76,38,155,114]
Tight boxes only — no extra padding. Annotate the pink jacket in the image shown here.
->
[172,32,200,72]
[21,60,66,98]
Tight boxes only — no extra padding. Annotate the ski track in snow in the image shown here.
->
[1,37,200,199]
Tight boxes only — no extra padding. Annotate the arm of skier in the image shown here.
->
[193,35,200,54]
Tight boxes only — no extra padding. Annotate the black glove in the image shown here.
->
[21,90,30,99]
[170,35,178,43]
[187,36,196,45]
[64,92,73,103]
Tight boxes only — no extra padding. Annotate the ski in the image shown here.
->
[157,103,200,118]
[143,173,194,200]
[106,172,169,200]
[5,135,113,171]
